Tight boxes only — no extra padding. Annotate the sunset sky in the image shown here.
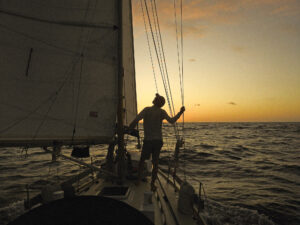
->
[131,0,300,122]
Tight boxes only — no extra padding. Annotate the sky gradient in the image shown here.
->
[131,0,300,122]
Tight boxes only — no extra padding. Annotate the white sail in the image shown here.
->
[122,0,138,126]
[0,0,137,147]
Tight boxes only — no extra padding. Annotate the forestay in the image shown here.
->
[0,0,137,147]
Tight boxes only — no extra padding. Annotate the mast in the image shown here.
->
[116,0,125,180]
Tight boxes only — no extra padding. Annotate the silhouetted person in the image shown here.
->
[129,94,185,191]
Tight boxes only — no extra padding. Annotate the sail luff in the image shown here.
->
[122,0,138,126]
[129,0,138,122]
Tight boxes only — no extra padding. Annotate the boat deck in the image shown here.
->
[79,170,205,225]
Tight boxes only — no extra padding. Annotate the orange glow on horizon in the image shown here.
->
[133,0,300,122]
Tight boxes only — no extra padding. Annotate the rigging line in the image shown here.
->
[0,9,115,29]
[150,1,179,137]
[172,0,185,177]
[179,0,186,181]
[172,0,184,139]
[180,0,184,108]
[144,0,171,114]
[143,0,168,97]
[152,0,179,137]
[143,0,173,118]
[72,0,99,138]
[149,0,166,94]
[153,0,177,117]
[72,55,84,140]
[151,0,173,116]
[32,94,59,140]
[72,0,91,135]
[140,0,158,93]
[173,0,183,106]
[180,0,185,143]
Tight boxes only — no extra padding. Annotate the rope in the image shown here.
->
[152,0,177,118]
[152,0,181,139]
[72,0,95,141]
[173,0,184,122]
[180,0,186,181]
[140,0,158,93]
[150,0,165,95]
[143,0,180,139]
[180,0,184,108]
[172,0,185,141]
[173,0,183,104]
[143,0,168,100]
[72,55,84,141]
[143,0,173,118]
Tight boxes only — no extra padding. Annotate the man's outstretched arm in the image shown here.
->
[163,106,185,124]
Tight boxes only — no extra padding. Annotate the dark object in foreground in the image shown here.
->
[10,196,153,225]
[71,146,90,158]
[123,125,140,138]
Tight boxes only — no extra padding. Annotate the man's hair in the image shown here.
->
[153,94,165,108]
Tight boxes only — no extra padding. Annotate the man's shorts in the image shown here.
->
[141,140,163,163]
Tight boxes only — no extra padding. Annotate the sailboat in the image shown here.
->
[0,0,207,224]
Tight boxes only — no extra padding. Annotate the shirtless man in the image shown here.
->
[129,94,185,191]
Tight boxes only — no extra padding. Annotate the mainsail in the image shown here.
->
[0,0,137,147]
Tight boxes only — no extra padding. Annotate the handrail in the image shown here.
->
[158,168,207,225]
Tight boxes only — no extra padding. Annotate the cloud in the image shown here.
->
[281,24,300,35]
[247,0,300,16]
[232,45,245,53]
[189,58,196,62]
[132,0,299,38]
[228,102,237,106]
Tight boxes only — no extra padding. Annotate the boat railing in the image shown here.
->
[158,167,207,225]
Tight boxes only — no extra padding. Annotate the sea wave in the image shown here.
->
[202,199,276,225]
[274,164,300,175]
[0,200,25,225]
[199,144,216,149]
[0,122,299,225]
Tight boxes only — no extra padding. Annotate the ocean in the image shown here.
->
[0,122,299,225]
